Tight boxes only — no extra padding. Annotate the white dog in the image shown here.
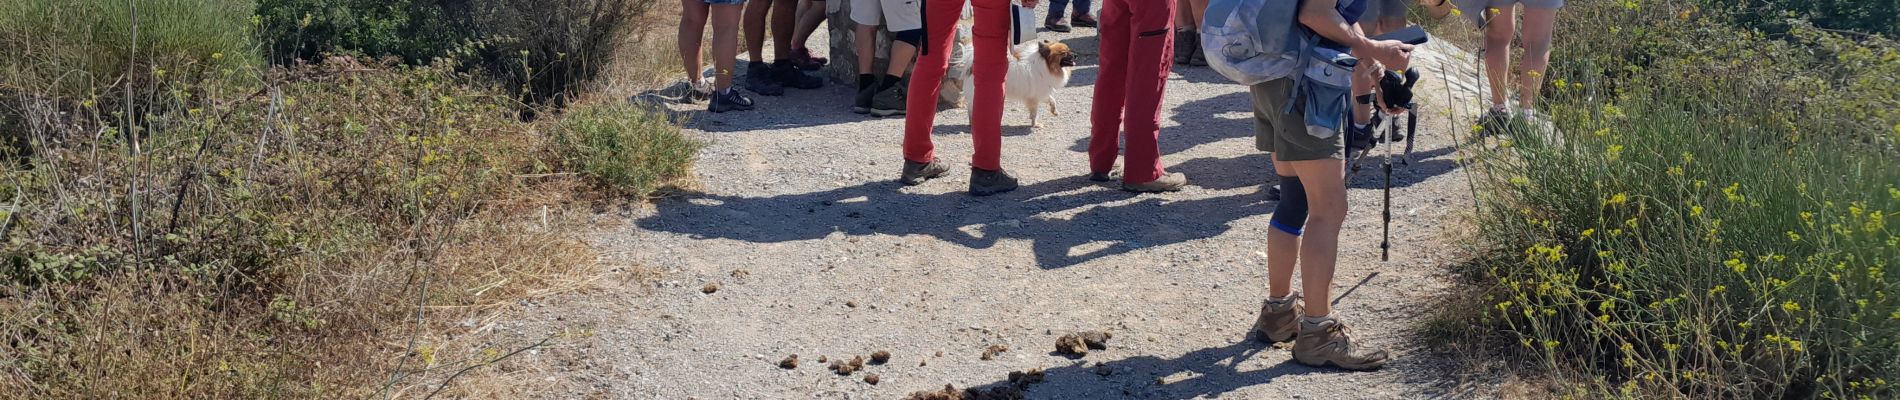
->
[957,40,1077,128]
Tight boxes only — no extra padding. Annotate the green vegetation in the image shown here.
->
[256,0,658,107]
[1443,0,1899,398]
[2,0,694,397]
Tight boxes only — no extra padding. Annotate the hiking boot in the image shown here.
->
[900,158,950,186]
[773,61,825,90]
[1188,44,1209,66]
[1122,172,1188,193]
[869,85,907,117]
[1346,120,1377,155]
[1174,29,1198,65]
[1088,168,1121,182]
[969,167,1020,196]
[708,89,755,113]
[1045,17,1072,33]
[747,63,785,96]
[790,47,828,71]
[1072,15,1098,28]
[1292,317,1390,371]
[1250,294,1304,343]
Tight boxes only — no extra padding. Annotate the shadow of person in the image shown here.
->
[1068,91,1256,157]
[633,155,1279,270]
[955,340,1348,399]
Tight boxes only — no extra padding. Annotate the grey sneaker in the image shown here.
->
[1189,45,1209,67]
[969,167,1020,196]
[1088,168,1121,182]
[1122,172,1187,193]
[900,158,949,186]
[1292,317,1390,371]
[853,85,876,114]
[869,85,907,117]
[1250,294,1303,343]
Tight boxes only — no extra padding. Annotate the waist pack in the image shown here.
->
[1203,0,1361,139]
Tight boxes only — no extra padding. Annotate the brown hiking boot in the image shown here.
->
[1250,295,1303,343]
[1088,168,1121,182]
[1292,317,1390,371]
[900,158,950,186]
[968,167,1020,196]
[1122,172,1188,193]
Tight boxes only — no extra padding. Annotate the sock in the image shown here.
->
[720,88,732,95]
[1301,316,1331,325]
[1266,294,1295,303]
[1353,122,1368,130]
[877,74,902,92]
[858,74,876,90]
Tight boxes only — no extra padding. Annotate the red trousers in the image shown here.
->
[1088,0,1175,183]
[906,0,1010,170]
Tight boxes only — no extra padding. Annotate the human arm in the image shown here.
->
[1298,0,1413,71]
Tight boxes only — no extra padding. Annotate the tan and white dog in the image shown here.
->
[955,40,1078,128]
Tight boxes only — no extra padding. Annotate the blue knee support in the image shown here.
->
[1270,176,1308,236]
[893,29,924,47]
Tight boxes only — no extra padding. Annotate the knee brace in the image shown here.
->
[1270,176,1309,236]
[893,29,924,47]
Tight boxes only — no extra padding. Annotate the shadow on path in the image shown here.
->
[634,155,1278,269]
[955,341,1344,399]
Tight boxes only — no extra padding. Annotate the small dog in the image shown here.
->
[957,40,1077,128]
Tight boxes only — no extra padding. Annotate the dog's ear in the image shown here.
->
[1038,43,1052,59]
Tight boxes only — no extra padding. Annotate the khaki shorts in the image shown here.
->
[851,0,923,31]
[1252,79,1343,161]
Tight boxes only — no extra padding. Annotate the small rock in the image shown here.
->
[864,374,881,385]
[980,344,1009,360]
[846,301,859,308]
[778,354,799,369]
[701,282,719,294]
[870,350,891,364]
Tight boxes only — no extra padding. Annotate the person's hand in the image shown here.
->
[1020,0,1039,8]
[1366,39,1414,72]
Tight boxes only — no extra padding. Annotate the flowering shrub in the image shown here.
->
[1447,0,1899,397]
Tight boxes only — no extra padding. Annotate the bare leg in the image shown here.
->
[744,0,772,62]
[857,24,879,75]
[1266,163,1299,299]
[1286,157,1348,317]
[712,4,745,90]
[772,0,799,60]
[1481,5,1516,109]
[885,42,918,76]
[1188,0,1208,28]
[1174,0,1193,28]
[793,0,827,52]
[1516,7,1559,111]
[680,0,711,85]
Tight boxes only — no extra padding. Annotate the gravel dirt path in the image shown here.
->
[481,18,1510,399]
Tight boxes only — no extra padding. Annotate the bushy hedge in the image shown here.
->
[255,0,657,107]
[1449,0,1899,398]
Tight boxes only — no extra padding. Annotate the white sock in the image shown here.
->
[720,88,732,95]
[1352,122,1368,130]
[1301,315,1332,325]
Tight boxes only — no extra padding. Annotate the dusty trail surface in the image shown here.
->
[489,18,1508,400]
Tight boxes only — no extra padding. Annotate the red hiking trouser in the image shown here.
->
[906,0,1010,171]
[1088,0,1175,183]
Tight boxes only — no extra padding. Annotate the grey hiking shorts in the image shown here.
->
[1252,79,1343,161]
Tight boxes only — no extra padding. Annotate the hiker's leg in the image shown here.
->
[1288,157,1348,317]
[1114,0,1176,183]
[793,0,827,52]
[772,0,799,59]
[1173,0,1192,28]
[1266,161,1301,299]
[681,0,712,85]
[745,0,772,62]
[903,0,966,164]
[1089,0,1132,175]
[1517,5,1559,111]
[1187,0,1207,29]
[967,0,1011,170]
[1481,4,1515,109]
[857,24,880,75]
[886,41,918,76]
[712,4,746,91]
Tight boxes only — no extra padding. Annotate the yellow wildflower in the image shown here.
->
[1605,193,1628,206]
[1606,144,1625,161]
[1782,301,1802,313]
[1726,258,1748,274]
[1691,205,1704,217]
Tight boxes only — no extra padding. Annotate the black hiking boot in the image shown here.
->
[774,61,824,90]
[747,62,785,96]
